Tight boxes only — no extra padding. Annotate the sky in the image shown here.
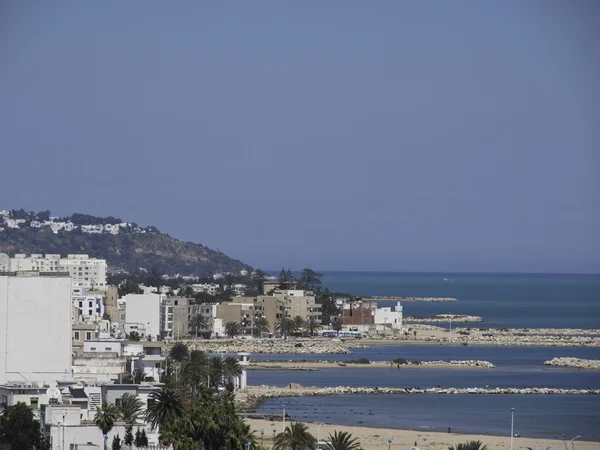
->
[0,1,599,273]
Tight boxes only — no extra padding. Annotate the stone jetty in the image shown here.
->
[187,338,366,354]
[421,360,495,368]
[237,385,600,407]
[544,357,600,370]
[405,314,484,323]
[362,296,457,302]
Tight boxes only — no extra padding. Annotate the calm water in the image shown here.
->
[255,272,600,439]
[320,272,600,329]
[256,394,600,440]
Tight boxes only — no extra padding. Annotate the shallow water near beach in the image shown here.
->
[255,394,600,440]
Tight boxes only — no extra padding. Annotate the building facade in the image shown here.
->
[123,293,172,340]
[0,273,72,384]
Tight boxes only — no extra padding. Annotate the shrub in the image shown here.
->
[411,360,422,365]
[392,357,408,365]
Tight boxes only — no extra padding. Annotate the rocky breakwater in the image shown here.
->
[237,385,600,407]
[364,296,457,302]
[189,338,366,354]
[405,314,484,323]
[421,360,495,368]
[408,324,600,347]
[544,357,600,370]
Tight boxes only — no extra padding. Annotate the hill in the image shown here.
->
[0,209,250,275]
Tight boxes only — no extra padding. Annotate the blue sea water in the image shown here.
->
[319,272,600,329]
[255,272,600,439]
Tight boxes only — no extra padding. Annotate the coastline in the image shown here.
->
[249,360,495,370]
[244,418,600,449]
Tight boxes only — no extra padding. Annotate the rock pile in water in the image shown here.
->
[405,315,484,323]
[187,338,366,354]
[544,357,600,370]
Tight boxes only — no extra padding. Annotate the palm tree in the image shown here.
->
[169,341,189,362]
[223,356,242,387]
[254,316,270,337]
[225,321,241,338]
[274,422,317,450]
[132,368,146,384]
[306,317,321,337]
[145,387,185,430]
[94,402,120,450]
[293,316,305,336]
[189,314,208,338]
[276,316,296,339]
[208,356,225,388]
[323,431,363,450]
[449,441,488,450]
[118,393,144,425]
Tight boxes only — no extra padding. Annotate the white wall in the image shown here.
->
[124,294,161,340]
[0,275,72,384]
[374,302,403,330]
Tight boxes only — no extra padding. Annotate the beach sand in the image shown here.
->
[245,418,599,450]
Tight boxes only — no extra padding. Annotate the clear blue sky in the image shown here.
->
[1,1,598,273]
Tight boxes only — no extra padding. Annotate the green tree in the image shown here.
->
[169,342,189,362]
[276,316,296,339]
[323,431,363,450]
[132,368,146,384]
[94,402,120,450]
[118,393,144,425]
[292,316,305,336]
[296,268,323,293]
[225,321,241,338]
[123,425,134,447]
[277,268,295,290]
[0,402,48,450]
[127,331,141,342]
[189,314,208,338]
[331,317,343,333]
[254,316,270,336]
[118,279,143,297]
[317,288,341,325]
[145,387,185,430]
[134,429,143,448]
[111,434,122,450]
[273,422,317,450]
[139,429,148,447]
[102,312,112,322]
[449,441,488,450]
[306,316,321,337]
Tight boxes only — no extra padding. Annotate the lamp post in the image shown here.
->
[246,441,252,449]
[272,424,277,442]
[570,435,581,450]
[260,428,264,447]
[554,434,568,450]
[388,437,392,450]
[510,408,515,450]
[317,422,324,449]
[281,403,286,433]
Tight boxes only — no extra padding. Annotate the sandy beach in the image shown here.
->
[245,418,599,450]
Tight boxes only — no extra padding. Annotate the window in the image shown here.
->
[85,331,92,340]
[74,331,80,340]
[30,397,39,408]
[88,301,93,307]
[78,301,83,308]
[90,347,96,351]
[105,347,111,351]
[115,398,122,407]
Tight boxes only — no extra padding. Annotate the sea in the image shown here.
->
[252,272,600,440]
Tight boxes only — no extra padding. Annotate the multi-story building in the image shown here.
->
[3,253,108,295]
[72,293,106,320]
[166,297,199,339]
[123,293,172,340]
[0,272,72,384]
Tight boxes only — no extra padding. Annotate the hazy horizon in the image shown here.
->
[1,2,598,273]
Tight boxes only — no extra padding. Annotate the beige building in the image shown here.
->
[72,323,100,357]
[215,291,322,334]
[166,297,199,339]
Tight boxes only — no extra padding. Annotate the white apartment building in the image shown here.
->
[0,273,72,385]
[123,293,172,340]
[3,253,108,294]
[72,293,106,320]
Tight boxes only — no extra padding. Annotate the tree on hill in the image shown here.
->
[277,268,295,290]
[118,279,143,297]
[297,268,323,293]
